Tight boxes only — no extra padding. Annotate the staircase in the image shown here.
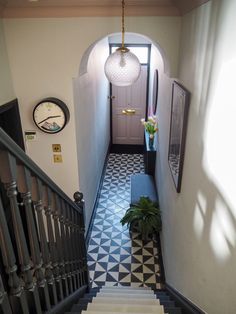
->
[66,286,182,314]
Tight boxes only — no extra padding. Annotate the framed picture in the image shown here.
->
[168,81,190,193]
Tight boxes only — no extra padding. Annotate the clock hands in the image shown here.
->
[38,115,61,124]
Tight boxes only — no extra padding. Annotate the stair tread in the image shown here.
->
[87,303,164,313]
[101,286,152,290]
[92,297,160,305]
[100,290,154,295]
[82,312,162,314]
[97,293,156,299]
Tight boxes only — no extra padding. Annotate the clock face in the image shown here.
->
[33,98,69,134]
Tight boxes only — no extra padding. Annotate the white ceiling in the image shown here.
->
[0,0,210,17]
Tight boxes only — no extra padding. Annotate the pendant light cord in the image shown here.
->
[122,0,125,49]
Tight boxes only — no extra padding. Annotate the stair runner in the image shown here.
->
[66,286,182,314]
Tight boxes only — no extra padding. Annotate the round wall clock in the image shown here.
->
[33,97,70,134]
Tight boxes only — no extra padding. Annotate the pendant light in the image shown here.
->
[104,0,141,87]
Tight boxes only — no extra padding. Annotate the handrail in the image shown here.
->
[0,127,81,214]
[0,127,89,314]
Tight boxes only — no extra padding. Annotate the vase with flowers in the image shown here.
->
[141,116,158,149]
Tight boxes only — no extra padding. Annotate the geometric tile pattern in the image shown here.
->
[87,153,161,289]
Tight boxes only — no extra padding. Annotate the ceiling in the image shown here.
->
[0,0,210,18]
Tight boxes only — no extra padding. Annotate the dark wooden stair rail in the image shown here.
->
[0,127,89,314]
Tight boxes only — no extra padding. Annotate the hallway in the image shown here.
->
[87,153,161,289]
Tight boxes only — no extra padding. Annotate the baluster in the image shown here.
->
[56,196,69,297]
[44,187,63,301]
[70,208,80,288]
[65,204,77,291]
[78,212,89,286]
[52,193,64,300]
[0,273,12,314]
[74,192,89,286]
[73,210,83,288]
[63,201,74,294]
[0,195,29,314]
[32,177,57,306]
[18,166,50,312]
[0,151,39,313]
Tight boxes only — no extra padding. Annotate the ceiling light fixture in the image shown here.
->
[104,0,141,87]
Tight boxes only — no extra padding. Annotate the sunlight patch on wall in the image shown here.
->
[204,58,236,219]
[193,192,207,239]
[210,197,236,261]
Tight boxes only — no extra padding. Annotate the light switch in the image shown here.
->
[53,154,63,163]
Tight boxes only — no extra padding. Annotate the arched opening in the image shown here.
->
[73,32,171,229]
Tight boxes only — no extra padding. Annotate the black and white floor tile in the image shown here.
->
[87,153,161,289]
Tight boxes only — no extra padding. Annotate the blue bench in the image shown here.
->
[130,174,158,205]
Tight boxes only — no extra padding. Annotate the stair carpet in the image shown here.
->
[66,286,182,314]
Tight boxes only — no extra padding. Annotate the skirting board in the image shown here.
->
[165,283,206,314]
[85,142,111,246]
[45,285,87,314]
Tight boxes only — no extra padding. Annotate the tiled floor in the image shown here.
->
[87,153,161,289]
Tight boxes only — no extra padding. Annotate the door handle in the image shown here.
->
[122,109,136,115]
[108,95,115,99]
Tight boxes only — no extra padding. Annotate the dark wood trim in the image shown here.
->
[145,44,151,120]
[156,232,165,285]
[45,285,87,314]
[110,144,144,154]
[0,98,25,151]
[165,283,206,314]
[85,142,111,245]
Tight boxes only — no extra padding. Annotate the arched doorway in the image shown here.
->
[73,32,170,229]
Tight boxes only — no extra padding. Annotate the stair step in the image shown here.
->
[71,304,87,312]
[155,292,169,296]
[100,288,154,294]
[164,307,182,314]
[92,297,160,305]
[101,286,152,291]
[97,292,156,299]
[82,312,160,314]
[87,303,164,313]
[160,301,175,307]
[156,295,171,301]
[78,298,93,304]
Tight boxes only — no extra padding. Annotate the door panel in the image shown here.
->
[112,65,147,145]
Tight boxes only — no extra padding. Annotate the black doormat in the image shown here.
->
[110,144,144,154]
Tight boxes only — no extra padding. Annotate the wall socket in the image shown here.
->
[52,144,61,152]
[53,154,63,163]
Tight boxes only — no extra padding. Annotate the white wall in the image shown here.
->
[73,38,110,231]
[156,1,236,313]
[3,16,181,202]
[0,19,15,105]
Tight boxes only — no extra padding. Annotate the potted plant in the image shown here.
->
[120,196,161,240]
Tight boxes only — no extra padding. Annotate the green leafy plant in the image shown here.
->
[120,196,161,240]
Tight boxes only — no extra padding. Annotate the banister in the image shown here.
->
[0,127,89,313]
[0,128,82,214]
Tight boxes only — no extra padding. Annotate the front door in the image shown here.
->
[111,65,147,145]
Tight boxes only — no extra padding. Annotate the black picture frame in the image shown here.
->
[152,69,159,114]
[168,81,190,193]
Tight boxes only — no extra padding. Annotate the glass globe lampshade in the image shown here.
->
[104,48,141,87]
